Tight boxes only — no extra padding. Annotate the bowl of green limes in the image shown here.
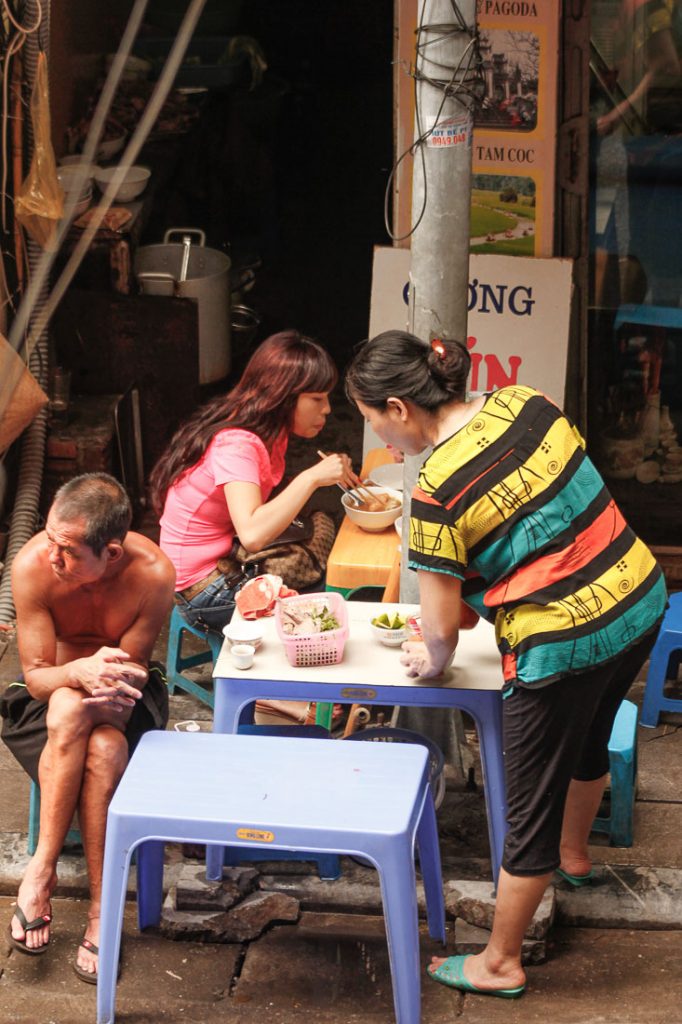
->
[370,610,409,646]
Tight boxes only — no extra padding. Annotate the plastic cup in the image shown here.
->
[230,643,255,670]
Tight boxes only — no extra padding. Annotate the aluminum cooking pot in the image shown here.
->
[135,228,231,384]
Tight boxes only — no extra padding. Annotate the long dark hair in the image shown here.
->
[345,330,471,410]
[150,331,337,513]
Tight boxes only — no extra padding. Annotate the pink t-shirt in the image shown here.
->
[159,428,288,590]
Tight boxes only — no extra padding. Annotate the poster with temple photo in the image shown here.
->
[393,0,559,257]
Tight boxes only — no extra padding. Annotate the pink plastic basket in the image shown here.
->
[275,592,349,667]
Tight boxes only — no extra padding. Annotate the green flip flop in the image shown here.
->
[428,954,525,998]
[555,867,595,887]
[7,904,52,956]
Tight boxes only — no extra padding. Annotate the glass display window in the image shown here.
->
[588,0,682,544]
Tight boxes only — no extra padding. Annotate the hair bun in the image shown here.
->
[427,338,470,393]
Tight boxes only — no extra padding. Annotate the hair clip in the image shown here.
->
[430,338,446,360]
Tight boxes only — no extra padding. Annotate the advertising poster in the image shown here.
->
[393,0,560,257]
[364,245,572,454]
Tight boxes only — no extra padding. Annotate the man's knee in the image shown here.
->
[45,687,92,743]
[85,726,128,783]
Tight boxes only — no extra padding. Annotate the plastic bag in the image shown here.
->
[15,52,63,250]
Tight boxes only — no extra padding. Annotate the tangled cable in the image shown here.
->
[384,0,483,242]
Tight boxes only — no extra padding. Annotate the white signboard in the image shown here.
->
[365,247,573,457]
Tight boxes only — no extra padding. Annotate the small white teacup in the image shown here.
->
[230,643,255,670]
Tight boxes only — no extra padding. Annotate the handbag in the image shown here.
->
[218,510,336,591]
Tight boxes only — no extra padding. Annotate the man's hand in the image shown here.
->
[73,647,147,711]
[400,640,446,679]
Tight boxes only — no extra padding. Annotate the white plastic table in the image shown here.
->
[211,601,507,882]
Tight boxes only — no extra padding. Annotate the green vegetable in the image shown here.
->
[372,612,406,630]
[313,605,340,632]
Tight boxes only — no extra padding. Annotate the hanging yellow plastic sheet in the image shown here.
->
[15,52,63,251]
[0,332,48,455]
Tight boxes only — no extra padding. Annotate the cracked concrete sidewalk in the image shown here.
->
[1,614,682,1021]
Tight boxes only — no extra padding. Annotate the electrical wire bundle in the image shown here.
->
[384,0,484,242]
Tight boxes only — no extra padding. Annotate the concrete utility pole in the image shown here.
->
[408,0,478,355]
[402,0,478,603]
[399,0,478,774]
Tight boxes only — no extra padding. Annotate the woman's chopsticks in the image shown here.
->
[317,450,389,508]
[317,450,363,505]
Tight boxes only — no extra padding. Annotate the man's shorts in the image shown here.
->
[0,663,169,784]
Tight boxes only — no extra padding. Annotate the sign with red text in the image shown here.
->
[363,246,572,454]
[393,0,559,257]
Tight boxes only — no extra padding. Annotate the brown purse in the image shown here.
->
[217,510,336,591]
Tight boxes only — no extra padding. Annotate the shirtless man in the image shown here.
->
[1,473,175,981]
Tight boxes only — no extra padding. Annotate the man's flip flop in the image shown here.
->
[73,937,121,985]
[555,867,594,887]
[428,954,525,999]
[7,904,52,956]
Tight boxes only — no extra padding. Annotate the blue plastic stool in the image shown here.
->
[228,724,341,879]
[592,699,638,847]
[97,731,445,1024]
[614,303,682,333]
[641,593,682,728]
[165,605,223,709]
[27,781,81,855]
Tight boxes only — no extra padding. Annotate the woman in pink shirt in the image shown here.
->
[150,331,357,633]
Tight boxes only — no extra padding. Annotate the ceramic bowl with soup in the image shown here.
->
[341,486,402,532]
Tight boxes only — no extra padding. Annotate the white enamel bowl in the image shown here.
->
[368,462,404,492]
[341,486,402,533]
[369,621,410,646]
[96,133,127,161]
[222,620,264,650]
[57,164,95,195]
[94,164,150,202]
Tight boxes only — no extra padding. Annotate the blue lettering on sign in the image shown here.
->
[467,279,535,317]
[401,279,535,318]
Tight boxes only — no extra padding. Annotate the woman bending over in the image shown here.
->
[346,330,666,999]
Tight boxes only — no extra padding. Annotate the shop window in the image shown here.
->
[588,0,682,544]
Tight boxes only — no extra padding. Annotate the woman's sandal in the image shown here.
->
[428,955,526,999]
[555,867,595,887]
[73,936,122,985]
[7,904,52,956]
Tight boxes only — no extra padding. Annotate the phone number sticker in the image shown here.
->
[427,116,473,149]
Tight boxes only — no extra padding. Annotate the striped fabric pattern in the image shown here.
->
[408,385,667,687]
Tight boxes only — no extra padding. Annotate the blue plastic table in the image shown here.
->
[212,601,507,883]
[97,731,444,1024]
